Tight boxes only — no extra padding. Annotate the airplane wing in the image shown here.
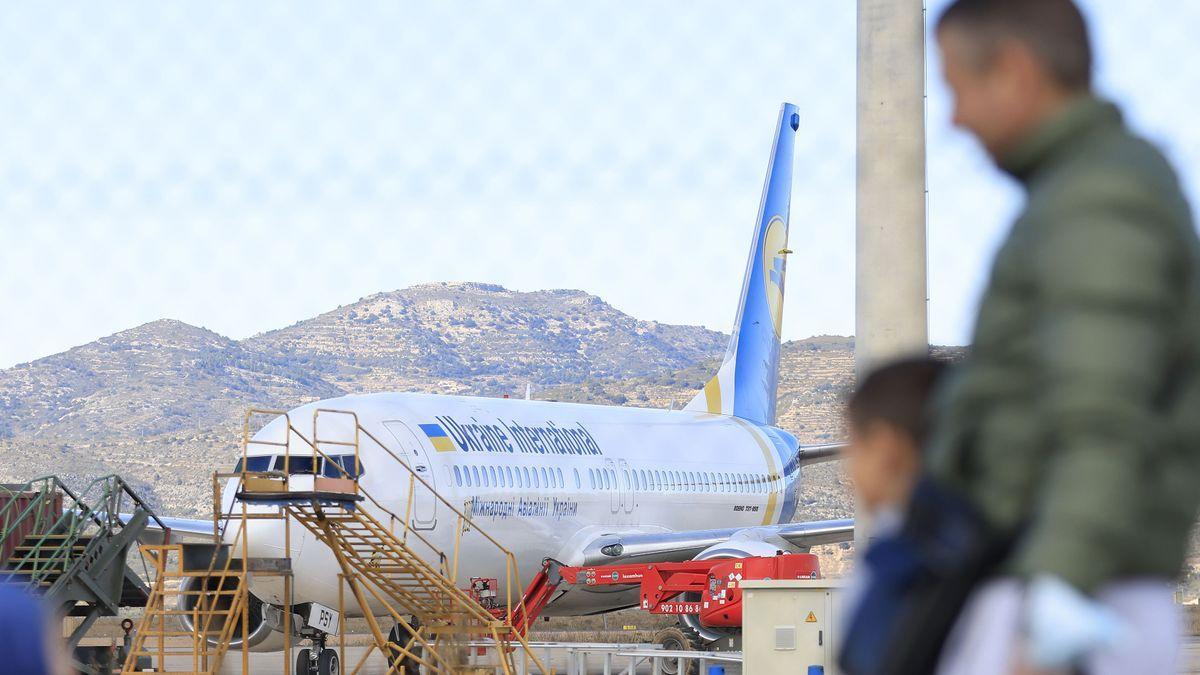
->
[119,513,219,544]
[797,443,845,467]
[572,518,854,567]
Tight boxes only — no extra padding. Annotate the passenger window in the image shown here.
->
[486,466,496,487]
[470,466,480,487]
[574,468,581,489]
[505,466,513,487]
[453,466,462,486]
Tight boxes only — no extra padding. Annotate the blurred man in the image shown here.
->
[930,0,1200,673]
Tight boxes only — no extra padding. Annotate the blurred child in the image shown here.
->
[844,357,947,536]
[838,357,951,675]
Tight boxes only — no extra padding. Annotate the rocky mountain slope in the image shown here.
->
[0,283,728,513]
[243,283,726,395]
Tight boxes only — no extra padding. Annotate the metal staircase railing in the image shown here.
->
[238,407,553,674]
[0,474,169,674]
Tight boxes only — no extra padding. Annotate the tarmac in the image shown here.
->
[98,632,1200,673]
[127,637,745,674]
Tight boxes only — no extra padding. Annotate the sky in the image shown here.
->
[1,1,1197,369]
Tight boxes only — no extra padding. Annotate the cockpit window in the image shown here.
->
[235,454,364,479]
[281,456,316,475]
[233,456,274,473]
[322,455,364,479]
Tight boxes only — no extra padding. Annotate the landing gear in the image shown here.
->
[387,617,423,674]
[318,648,340,675]
[296,633,340,675]
[296,648,313,674]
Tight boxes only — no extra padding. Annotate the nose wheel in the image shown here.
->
[296,635,340,675]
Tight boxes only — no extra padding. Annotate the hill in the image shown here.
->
[0,284,728,513]
[243,282,726,396]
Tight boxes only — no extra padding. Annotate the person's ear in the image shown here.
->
[993,37,1042,94]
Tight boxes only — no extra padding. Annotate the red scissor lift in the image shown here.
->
[469,551,822,638]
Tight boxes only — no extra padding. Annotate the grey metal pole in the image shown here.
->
[855,0,929,550]
[855,0,929,379]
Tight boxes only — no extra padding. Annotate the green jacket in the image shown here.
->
[927,97,1200,593]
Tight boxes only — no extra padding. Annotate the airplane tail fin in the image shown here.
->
[684,103,798,426]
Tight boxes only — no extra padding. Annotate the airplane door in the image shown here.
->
[382,421,438,530]
[604,458,619,514]
[618,459,634,514]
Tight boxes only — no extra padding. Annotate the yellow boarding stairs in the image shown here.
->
[236,410,549,672]
[123,465,298,675]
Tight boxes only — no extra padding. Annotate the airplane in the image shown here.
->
[145,102,854,669]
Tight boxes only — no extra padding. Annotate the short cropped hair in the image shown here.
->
[847,357,948,447]
[938,0,1093,91]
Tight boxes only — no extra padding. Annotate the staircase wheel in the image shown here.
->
[318,648,340,675]
[651,625,699,675]
[295,648,313,675]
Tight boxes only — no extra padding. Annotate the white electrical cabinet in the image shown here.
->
[741,579,844,674]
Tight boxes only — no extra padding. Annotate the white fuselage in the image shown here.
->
[229,392,804,616]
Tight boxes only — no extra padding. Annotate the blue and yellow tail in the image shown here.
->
[684,103,798,426]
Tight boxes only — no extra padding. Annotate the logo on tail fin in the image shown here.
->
[762,215,788,337]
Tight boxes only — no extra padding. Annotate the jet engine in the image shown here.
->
[681,528,803,643]
[177,575,287,652]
